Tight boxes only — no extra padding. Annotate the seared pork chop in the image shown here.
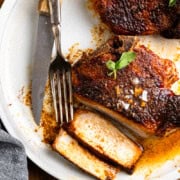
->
[92,0,179,37]
[72,36,180,136]
[161,0,180,38]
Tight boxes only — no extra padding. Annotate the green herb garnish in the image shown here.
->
[169,0,176,7]
[106,51,136,79]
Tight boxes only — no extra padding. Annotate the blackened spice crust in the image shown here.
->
[92,0,179,38]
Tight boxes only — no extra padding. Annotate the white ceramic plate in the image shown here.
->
[0,0,180,179]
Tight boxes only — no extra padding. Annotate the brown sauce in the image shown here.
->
[134,130,180,175]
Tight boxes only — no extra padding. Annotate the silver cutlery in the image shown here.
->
[32,0,54,124]
[48,0,73,125]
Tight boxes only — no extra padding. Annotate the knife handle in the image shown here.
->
[38,0,49,15]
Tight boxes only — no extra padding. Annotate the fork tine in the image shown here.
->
[67,69,74,121]
[62,68,69,123]
[57,70,63,126]
[50,72,59,123]
[50,65,73,125]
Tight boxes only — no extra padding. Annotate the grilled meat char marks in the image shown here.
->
[72,36,179,133]
[93,0,178,36]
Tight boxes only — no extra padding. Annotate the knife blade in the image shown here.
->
[32,0,54,124]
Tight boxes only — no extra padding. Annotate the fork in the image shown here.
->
[48,0,73,125]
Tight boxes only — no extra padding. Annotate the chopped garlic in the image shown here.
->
[130,89,134,94]
[132,77,140,85]
[122,101,130,110]
[140,90,148,102]
[117,100,130,110]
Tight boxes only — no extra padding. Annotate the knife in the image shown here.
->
[32,0,54,124]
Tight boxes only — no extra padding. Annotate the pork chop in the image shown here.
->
[72,36,180,136]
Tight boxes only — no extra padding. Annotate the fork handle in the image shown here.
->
[48,0,61,25]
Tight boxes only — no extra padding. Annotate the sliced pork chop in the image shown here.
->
[53,129,119,180]
[67,110,143,172]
